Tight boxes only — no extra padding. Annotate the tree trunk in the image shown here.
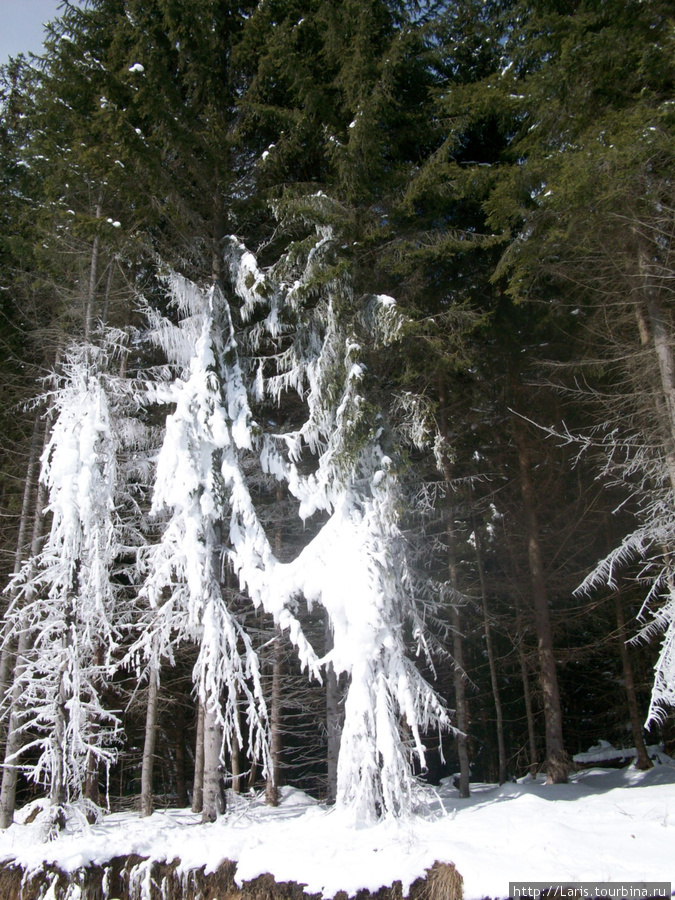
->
[0,470,48,827]
[325,619,341,805]
[231,739,241,795]
[0,415,43,729]
[99,261,114,329]
[451,604,471,798]
[140,665,159,817]
[473,521,507,784]
[515,604,538,777]
[83,643,106,814]
[265,626,283,807]
[266,493,284,807]
[191,701,205,813]
[438,377,470,797]
[615,595,653,770]
[201,695,225,823]
[447,520,470,798]
[230,695,241,795]
[51,608,74,810]
[634,301,675,493]
[174,701,189,808]
[83,203,102,343]
[83,750,100,810]
[0,623,30,829]
[513,416,568,784]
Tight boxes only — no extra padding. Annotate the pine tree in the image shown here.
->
[226,196,451,819]
[481,0,675,726]
[135,273,277,821]
[1,341,129,830]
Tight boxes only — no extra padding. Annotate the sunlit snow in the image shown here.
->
[1,764,673,899]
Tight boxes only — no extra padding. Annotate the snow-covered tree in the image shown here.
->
[136,273,290,821]
[227,199,451,820]
[1,343,126,828]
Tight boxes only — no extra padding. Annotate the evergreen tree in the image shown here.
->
[227,195,451,819]
[1,341,129,830]
[482,0,675,727]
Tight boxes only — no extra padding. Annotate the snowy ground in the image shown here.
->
[0,762,673,900]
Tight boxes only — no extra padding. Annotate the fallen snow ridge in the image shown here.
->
[0,764,673,899]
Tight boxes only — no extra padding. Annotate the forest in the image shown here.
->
[0,0,674,837]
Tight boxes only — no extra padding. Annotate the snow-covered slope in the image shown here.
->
[1,764,673,900]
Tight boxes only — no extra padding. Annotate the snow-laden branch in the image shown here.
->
[227,220,451,820]
[5,344,125,810]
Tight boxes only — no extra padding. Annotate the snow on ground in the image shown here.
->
[0,763,673,900]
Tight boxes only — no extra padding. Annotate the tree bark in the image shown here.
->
[265,626,283,807]
[512,416,568,784]
[473,521,507,784]
[174,701,189,808]
[615,595,653,770]
[231,738,241,795]
[51,599,75,810]
[83,640,107,814]
[266,492,284,806]
[84,203,102,343]
[99,261,114,330]
[140,665,159,817]
[515,603,538,777]
[0,623,30,829]
[0,467,48,827]
[1,474,48,825]
[447,520,470,798]
[437,376,470,797]
[451,604,471,798]
[201,695,225,823]
[325,619,341,805]
[635,300,675,493]
[0,414,43,728]
[191,701,205,813]
[230,692,241,795]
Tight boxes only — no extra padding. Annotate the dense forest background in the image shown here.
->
[0,0,674,832]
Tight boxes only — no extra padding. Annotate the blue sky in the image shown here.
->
[0,0,70,67]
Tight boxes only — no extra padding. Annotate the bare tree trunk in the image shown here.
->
[503,526,539,777]
[84,750,101,810]
[266,492,284,806]
[191,701,205,813]
[174,701,189,808]
[51,594,77,811]
[0,469,49,828]
[231,740,241,795]
[447,521,470,798]
[211,168,225,287]
[615,595,653,770]
[325,618,341,805]
[473,521,507,784]
[638,244,675,427]
[0,415,43,722]
[230,695,241,795]
[515,604,538,777]
[635,299,675,493]
[0,623,30,829]
[140,665,159,817]
[513,416,568,784]
[201,696,225,823]
[265,626,283,807]
[99,262,114,330]
[83,203,102,343]
[82,642,106,815]
[451,604,471,798]
[438,377,470,797]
